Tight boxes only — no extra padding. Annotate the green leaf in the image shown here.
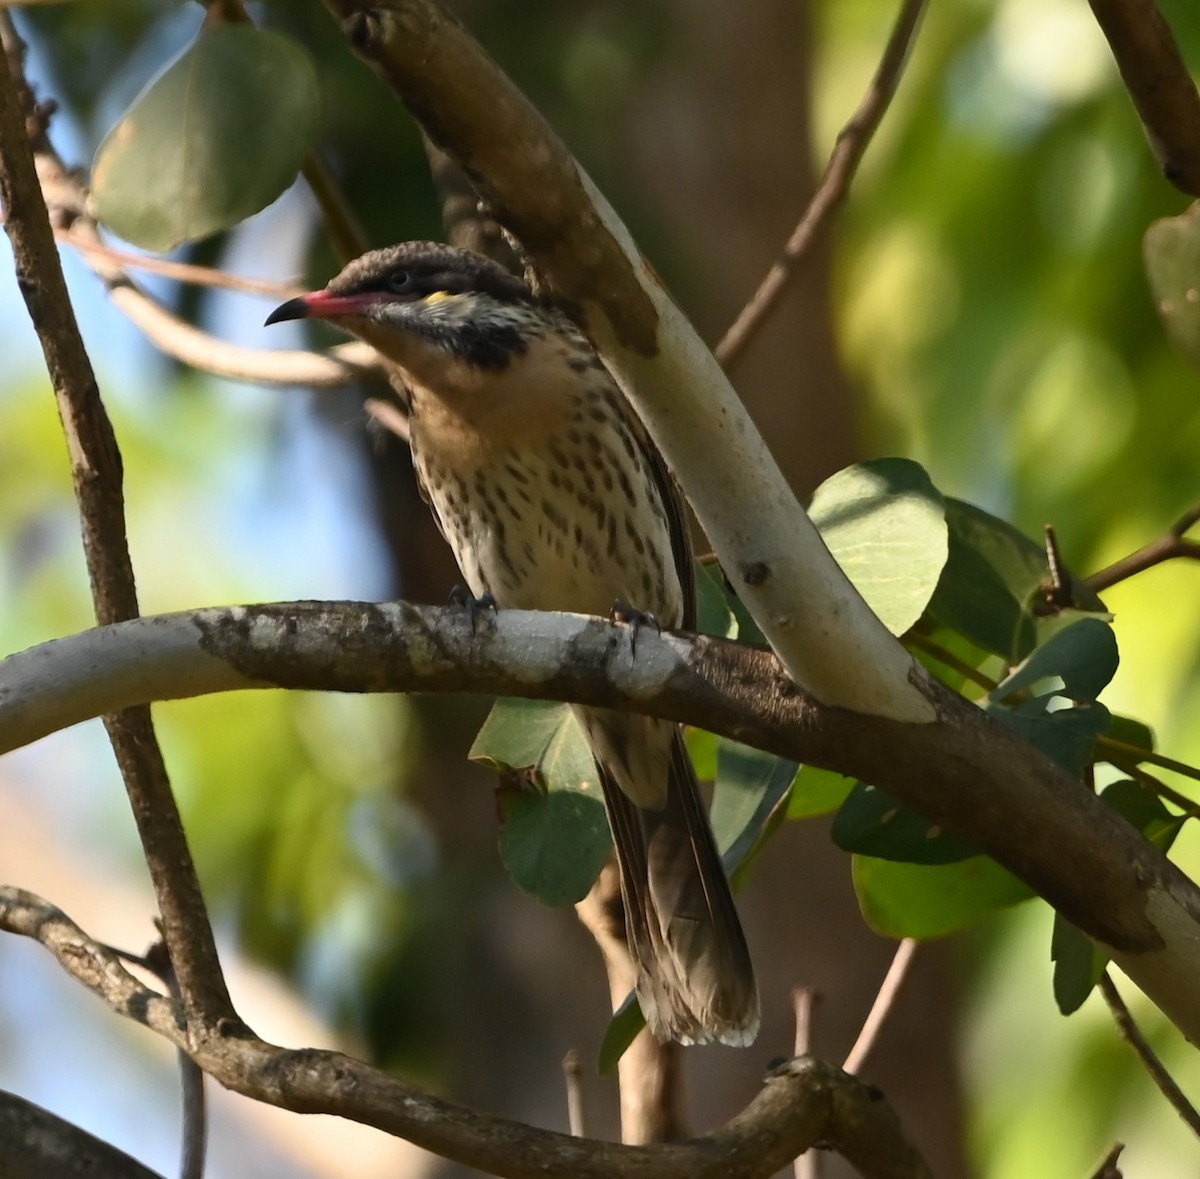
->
[695,560,736,639]
[787,765,855,818]
[1101,779,1186,854]
[710,740,796,874]
[598,992,644,1074]
[832,783,978,864]
[470,700,611,907]
[469,699,596,786]
[928,500,1105,660]
[1051,914,1107,1015]
[985,698,1111,776]
[1104,714,1156,757]
[92,26,319,250]
[992,618,1118,703]
[808,458,948,636]
[983,619,1119,775]
[1144,202,1200,371]
[853,855,1034,939]
[685,727,719,781]
[496,787,611,907]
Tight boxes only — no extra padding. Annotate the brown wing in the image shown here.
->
[644,435,697,632]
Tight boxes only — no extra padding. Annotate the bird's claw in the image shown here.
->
[450,586,497,636]
[610,599,660,658]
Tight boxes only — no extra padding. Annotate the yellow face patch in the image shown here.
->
[423,290,464,305]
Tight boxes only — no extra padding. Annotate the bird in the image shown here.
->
[266,241,758,1046]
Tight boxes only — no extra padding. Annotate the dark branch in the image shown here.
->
[1088,501,1200,591]
[0,887,932,1179]
[1087,0,1200,196]
[0,17,233,1033]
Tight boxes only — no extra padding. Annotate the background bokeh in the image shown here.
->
[1,1,1198,1176]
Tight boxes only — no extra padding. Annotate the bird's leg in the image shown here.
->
[610,599,660,659]
[449,585,497,636]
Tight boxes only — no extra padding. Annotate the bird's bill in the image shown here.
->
[264,289,379,326]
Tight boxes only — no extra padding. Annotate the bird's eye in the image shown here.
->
[387,269,415,294]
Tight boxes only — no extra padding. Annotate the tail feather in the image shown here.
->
[596,728,759,1046]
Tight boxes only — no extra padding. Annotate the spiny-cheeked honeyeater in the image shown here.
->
[267,242,759,1046]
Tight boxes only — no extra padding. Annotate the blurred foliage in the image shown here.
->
[3,0,1200,1174]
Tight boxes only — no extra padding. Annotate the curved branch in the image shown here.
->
[321,0,932,723]
[2,599,1200,1044]
[1087,0,1200,196]
[0,887,931,1179]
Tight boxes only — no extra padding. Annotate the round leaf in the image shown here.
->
[92,26,319,251]
[808,458,948,636]
[1144,202,1200,372]
[853,855,1033,939]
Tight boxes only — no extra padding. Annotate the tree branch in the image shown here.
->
[1098,973,1200,1138]
[1087,0,1200,196]
[2,599,1200,1042]
[0,886,932,1179]
[1087,501,1200,591]
[0,17,233,1033]
[715,0,927,370]
[319,0,932,724]
[842,940,918,1076]
[0,1088,167,1179]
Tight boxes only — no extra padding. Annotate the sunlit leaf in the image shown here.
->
[808,457,948,636]
[853,855,1033,939]
[92,25,319,250]
[787,765,856,818]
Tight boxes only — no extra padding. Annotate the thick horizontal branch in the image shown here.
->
[0,887,931,1179]
[3,600,1200,1041]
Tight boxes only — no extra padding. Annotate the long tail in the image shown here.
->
[597,727,759,1046]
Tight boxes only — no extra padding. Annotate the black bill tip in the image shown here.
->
[264,296,311,327]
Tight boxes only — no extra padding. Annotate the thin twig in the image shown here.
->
[1099,973,1200,1138]
[301,150,372,264]
[904,632,998,693]
[714,0,927,370]
[843,940,918,1076]
[1088,500,1200,591]
[562,1050,586,1138]
[1097,736,1200,786]
[55,228,304,296]
[1089,1143,1124,1179]
[364,395,411,442]
[793,988,821,1179]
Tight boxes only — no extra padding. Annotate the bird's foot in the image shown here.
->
[610,599,660,657]
[450,586,497,635]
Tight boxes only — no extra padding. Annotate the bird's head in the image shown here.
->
[266,241,546,376]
